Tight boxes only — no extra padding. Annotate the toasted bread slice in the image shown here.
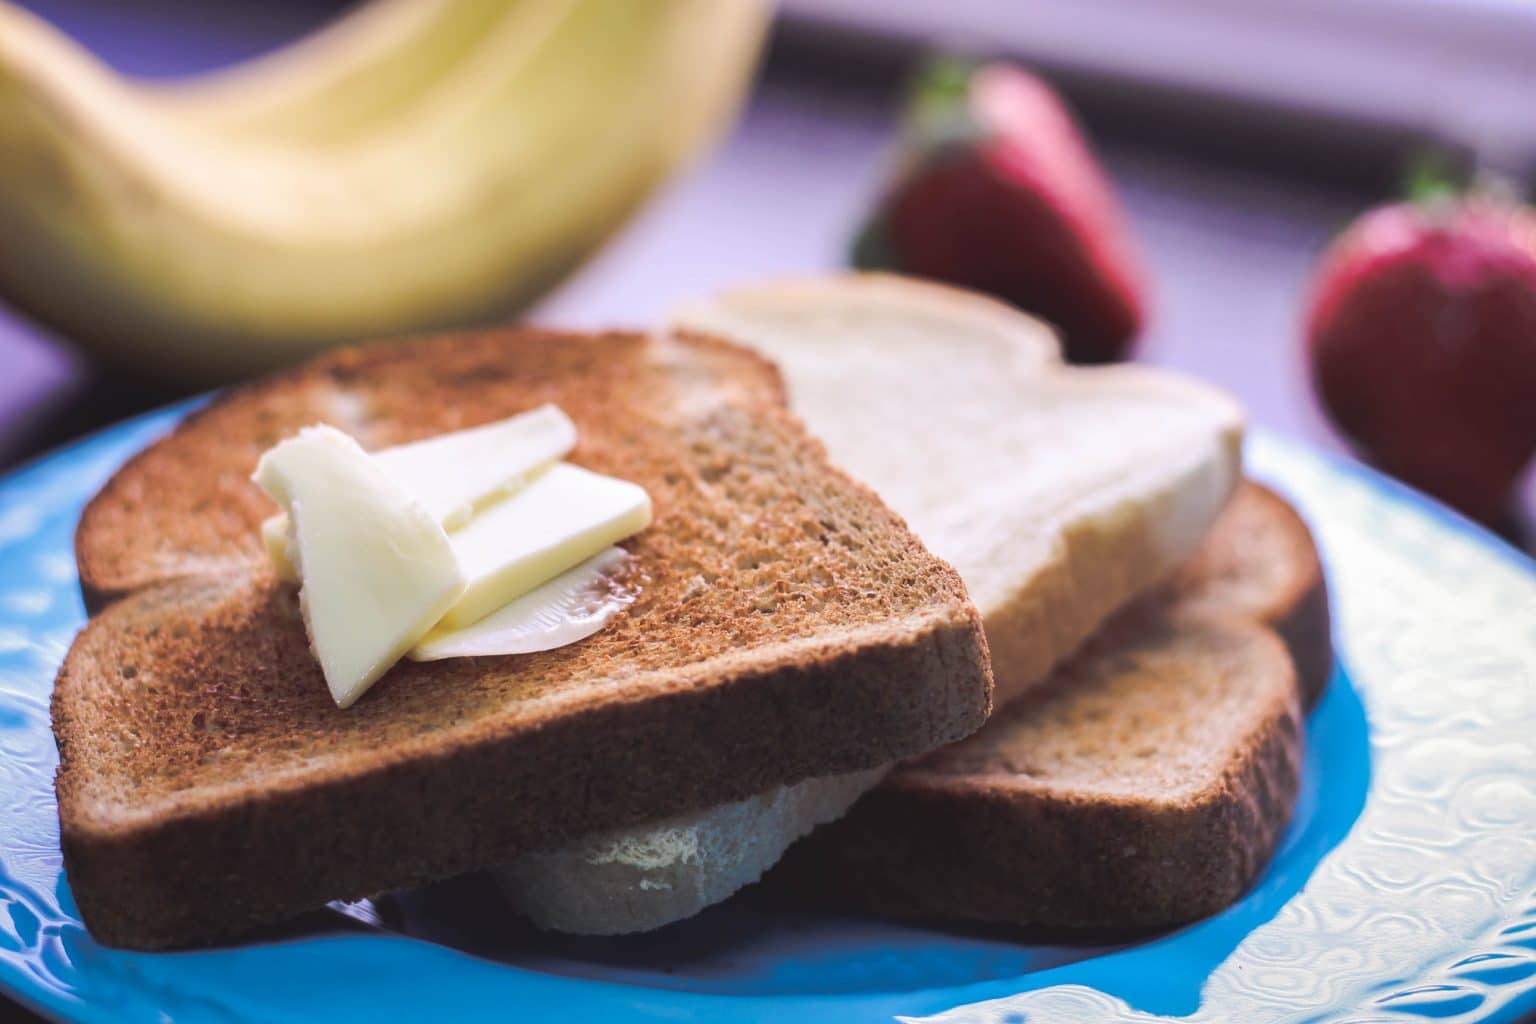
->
[772,481,1322,930]
[1161,481,1332,706]
[489,274,1245,934]
[55,328,992,949]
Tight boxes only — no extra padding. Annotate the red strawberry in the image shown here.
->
[857,62,1147,364]
[1306,194,1536,525]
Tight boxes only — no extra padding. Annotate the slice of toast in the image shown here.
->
[1160,481,1332,707]
[770,481,1322,931]
[55,328,993,949]
[487,274,1246,934]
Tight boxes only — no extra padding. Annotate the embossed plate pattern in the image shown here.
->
[1,408,1533,1023]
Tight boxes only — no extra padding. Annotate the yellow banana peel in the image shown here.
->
[0,0,769,383]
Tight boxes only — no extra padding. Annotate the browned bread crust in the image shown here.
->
[772,481,1327,931]
[56,328,992,949]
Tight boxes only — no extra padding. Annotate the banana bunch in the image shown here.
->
[0,0,769,383]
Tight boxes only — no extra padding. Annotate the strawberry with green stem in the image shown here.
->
[855,60,1147,364]
[1306,164,1536,527]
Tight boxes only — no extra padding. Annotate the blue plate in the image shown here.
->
[1,409,1534,1023]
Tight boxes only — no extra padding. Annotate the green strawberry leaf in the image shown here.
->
[1404,151,1470,204]
[903,56,984,151]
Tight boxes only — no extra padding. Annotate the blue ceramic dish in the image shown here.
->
[1,409,1533,1022]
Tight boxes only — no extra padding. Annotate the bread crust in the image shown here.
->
[56,328,992,949]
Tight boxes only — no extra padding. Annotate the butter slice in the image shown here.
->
[252,425,465,708]
[375,404,577,529]
[262,404,577,581]
[410,547,633,661]
[439,464,652,629]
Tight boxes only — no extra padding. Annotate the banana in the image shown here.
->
[0,0,769,382]
[151,0,562,145]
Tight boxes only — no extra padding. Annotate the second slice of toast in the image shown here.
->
[56,328,992,949]
[1161,482,1332,707]
[771,482,1325,930]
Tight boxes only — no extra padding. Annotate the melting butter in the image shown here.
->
[410,547,637,661]
[256,406,650,701]
[438,464,651,630]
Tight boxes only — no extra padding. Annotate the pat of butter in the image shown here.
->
[263,405,576,581]
[252,425,465,708]
[439,464,652,629]
[376,404,577,528]
[410,547,634,661]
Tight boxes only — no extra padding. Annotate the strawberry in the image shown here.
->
[1306,193,1536,526]
[856,61,1147,364]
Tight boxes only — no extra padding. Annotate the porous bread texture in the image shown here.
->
[772,479,1326,931]
[55,328,991,949]
[488,273,1245,936]
[499,768,884,934]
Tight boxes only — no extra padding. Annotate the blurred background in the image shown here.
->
[3,0,1535,548]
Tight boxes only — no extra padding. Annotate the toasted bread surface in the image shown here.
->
[772,480,1324,930]
[56,328,991,949]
